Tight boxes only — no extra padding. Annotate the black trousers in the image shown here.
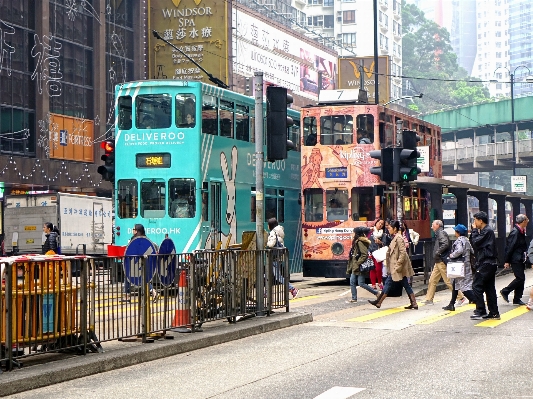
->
[502,262,526,302]
[473,263,499,315]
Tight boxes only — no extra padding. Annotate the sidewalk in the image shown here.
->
[0,312,313,397]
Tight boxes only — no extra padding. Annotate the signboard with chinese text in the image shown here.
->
[148,0,229,85]
[417,146,429,173]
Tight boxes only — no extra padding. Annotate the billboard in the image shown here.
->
[338,56,390,104]
[233,9,337,99]
[49,114,94,162]
[148,0,229,85]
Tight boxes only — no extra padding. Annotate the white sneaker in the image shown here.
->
[455,297,466,307]
[527,300,533,311]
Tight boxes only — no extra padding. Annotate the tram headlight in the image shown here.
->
[331,242,344,256]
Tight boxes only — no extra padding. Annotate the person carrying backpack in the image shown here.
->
[42,222,59,254]
[266,217,299,299]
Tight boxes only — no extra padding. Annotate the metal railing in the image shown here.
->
[0,249,289,370]
[442,138,533,162]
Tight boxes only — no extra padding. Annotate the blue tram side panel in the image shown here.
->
[113,80,302,273]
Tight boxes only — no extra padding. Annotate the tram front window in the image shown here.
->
[117,179,138,219]
[169,178,196,218]
[326,189,349,221]
[140,179,166,218]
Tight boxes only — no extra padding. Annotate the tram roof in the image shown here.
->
[415,177,533,201]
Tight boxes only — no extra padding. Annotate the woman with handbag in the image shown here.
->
[441,224,477,311]
[347,227,380,303]
[369,218,385,291]
[368,220,418,310]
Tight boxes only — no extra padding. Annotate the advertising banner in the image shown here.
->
[338,56,390,104]
[49,114,94,162]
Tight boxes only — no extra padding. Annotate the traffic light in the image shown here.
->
[369,148,394,183]
[266,86,293,162]
[97,140,115,182]
[396,130,421,182]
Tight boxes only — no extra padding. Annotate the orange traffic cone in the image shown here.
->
[172,270,191,332]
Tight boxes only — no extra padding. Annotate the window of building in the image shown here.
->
[351,188,374,221]
[117,179,138,219]
[342,33,356,46]
[176,94,196,128]
[202,95,218,135]
[324,0,334,6]
[136,94,171,129]
[326,189,349,222]
[343,10,356,24]
[320,115,354,145]
[307,0,323,4]
[324,15,334,28]
[304,188,323,222]
[169,178,196,218]
[140,178,166,218]
[303,116,317,146]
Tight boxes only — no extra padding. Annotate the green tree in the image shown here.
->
[402,1,490,113]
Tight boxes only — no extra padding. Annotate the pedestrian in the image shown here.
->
[122,223,158,303]
[347,227,379,302]
[470,211,500,320]
[368,220,418,310]
[500,214,529,306]
[369,218,385,290]
[42,222,60,254]
[401,221,419,286]
[422,220,465,305]
[266,217,299,299]
[441,224,477,311]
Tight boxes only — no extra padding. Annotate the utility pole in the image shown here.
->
[396,120,403,224]
[254,72,265,316]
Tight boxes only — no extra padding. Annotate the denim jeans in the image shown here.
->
[274,262,294,290]
[350,273,378,300]
[382,275,414,296]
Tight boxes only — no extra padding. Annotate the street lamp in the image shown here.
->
[490,65,531,176]
[383,93,423,106]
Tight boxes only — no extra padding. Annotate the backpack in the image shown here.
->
[274,232,284,248]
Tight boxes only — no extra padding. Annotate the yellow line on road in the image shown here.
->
[475,306,530,328]
[291,295,320,302]
[415,304,475,325]
[346,300,435,322]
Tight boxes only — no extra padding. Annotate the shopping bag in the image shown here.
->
[447,261,465,278]
[372,246,388,263]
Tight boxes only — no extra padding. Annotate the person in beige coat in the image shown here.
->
[369,220,418,309]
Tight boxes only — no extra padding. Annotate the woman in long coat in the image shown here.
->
[441,224,477,311]
[368,220,418,309]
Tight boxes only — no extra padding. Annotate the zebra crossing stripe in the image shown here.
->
[292,295,320,302]
[346,306,407,322]
[313,386,366,399]
[415,304,476,325]
[475,306,530,328]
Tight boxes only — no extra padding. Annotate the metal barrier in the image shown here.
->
[0,249,289,370]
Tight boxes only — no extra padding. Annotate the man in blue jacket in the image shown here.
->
[470,211,500,320]
[501,214,529,305]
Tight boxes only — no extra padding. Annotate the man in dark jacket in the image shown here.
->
[500,214,529,305]
[470,211,500,320]
[423,220,465,305]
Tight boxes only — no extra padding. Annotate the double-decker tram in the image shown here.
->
[300,90,442,278]
[113,80,302,272]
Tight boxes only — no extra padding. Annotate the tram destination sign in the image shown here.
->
[136,153,171,168]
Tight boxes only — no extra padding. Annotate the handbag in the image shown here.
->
[372,246,388,263]
[359,257,375,273]
[447,259,465,278]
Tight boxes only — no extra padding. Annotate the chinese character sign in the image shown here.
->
[149,0,228,85]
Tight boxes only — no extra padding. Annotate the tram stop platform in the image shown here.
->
[0,311,313,397]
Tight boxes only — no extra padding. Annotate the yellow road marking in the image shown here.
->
[416,304,475,325]
[475,306,530,328]
[346,299,436,322]
[291,295,320,302]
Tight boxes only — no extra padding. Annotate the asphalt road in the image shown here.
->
[6,271,533,399]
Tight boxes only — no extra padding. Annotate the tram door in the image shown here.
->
[210,182,222,249]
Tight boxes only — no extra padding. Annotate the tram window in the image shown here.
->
[265,188,284,223]
[136,94,171,129]
[289,121,300,151]
[201,191,208,222]
[304,188,323,222]
[169,178,196,218]
[355,114,374,144]
[320,115,353,145]
[326,189,349,222]
[117,96,132,130]
[235,104,249,141]
[176,94,196,128]
[303,116,317,146]
[140,179,166,218]
[251,187,256,222]
[350,188,374,221]
[219,100,234,138]
[117,179,138,219]
[202,95,218,135]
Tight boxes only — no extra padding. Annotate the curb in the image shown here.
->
[0,312,313,397]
